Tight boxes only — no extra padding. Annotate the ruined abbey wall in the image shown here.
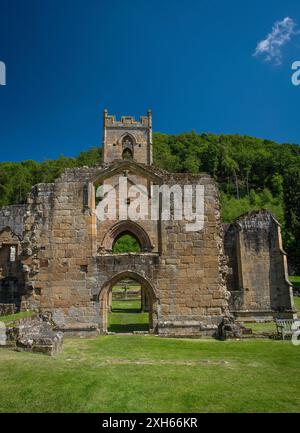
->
[0,111,296,336]
[224,211,296,321]
[17,160,229,336]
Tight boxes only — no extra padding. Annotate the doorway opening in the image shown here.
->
[99,271,157,334]
[108,278,150,333]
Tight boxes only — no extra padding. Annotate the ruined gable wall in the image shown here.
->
[224,211,295,320]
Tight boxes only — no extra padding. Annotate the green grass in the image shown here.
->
[294,296,300,314]
[0,310,35,324]
[0,336,299,412]
[290,276,300,283]
[108,298,149,333]
[0,288,299,412]
[290,276,300,290]
[245,322,277,333]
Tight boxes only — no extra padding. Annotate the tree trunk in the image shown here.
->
[246,171,250,196]
[233,169,240,200]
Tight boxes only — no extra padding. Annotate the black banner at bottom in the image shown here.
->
[0,413,297,430]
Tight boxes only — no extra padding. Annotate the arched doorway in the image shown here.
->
[98,271,158,334]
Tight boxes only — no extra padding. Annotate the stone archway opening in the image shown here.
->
[100,220,153,253]
[108,278,148,333]
[99,271,158,334]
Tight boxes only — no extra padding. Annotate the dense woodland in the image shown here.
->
[0,132,299,272]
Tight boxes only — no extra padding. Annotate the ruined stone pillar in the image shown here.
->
[107,290,112,312]
[141,287,150,312]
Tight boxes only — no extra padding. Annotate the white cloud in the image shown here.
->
[253,17,298,65]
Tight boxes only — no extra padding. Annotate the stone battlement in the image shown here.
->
[104,109,152,128]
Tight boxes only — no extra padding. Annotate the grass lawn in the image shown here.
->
[290,276,300,283]
[0,286,299,412]
[0,310,35,324]
[245,321,277,333]
[294,295,300,313]
[108,298,149,333]
[290,276,300,290]
[0,336,299,413]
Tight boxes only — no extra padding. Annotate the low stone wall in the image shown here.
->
[232,310,275,322]
[157,317,242,339]
[57,323,99,337]
[112,290,140,300]
[0,303,16,316]
[4,315,63,355]
[157,319,221,338]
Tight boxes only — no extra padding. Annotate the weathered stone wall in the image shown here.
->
[0,303,16,315]
[18,159,230,336]
[0,205,26,238]
[93,169,229,336]
[22,177,100,332]
[97,172,159,253]
[4,315,63,355]
[224,210,296,321]
[153,174,229,336]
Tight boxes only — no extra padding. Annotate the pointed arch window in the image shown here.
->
[122,134,134,159]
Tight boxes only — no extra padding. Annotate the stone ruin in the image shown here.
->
[2,315,63,355]
[0,110,296,338]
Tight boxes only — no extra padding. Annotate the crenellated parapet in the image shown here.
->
[103,109,152,128]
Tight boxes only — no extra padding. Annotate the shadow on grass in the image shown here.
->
[112,308,141,313]
[108,323,149,333]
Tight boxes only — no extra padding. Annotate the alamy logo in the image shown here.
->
[291,61,300,86]
[95,176,205,232]
[0,61,6,85]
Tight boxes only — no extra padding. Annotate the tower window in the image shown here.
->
[122,134,134,160]
[80,265,88,273]
[122,148,133,160]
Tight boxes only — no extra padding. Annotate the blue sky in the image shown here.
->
[0,0,300,162]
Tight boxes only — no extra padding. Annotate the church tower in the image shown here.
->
[102,109,153,165]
